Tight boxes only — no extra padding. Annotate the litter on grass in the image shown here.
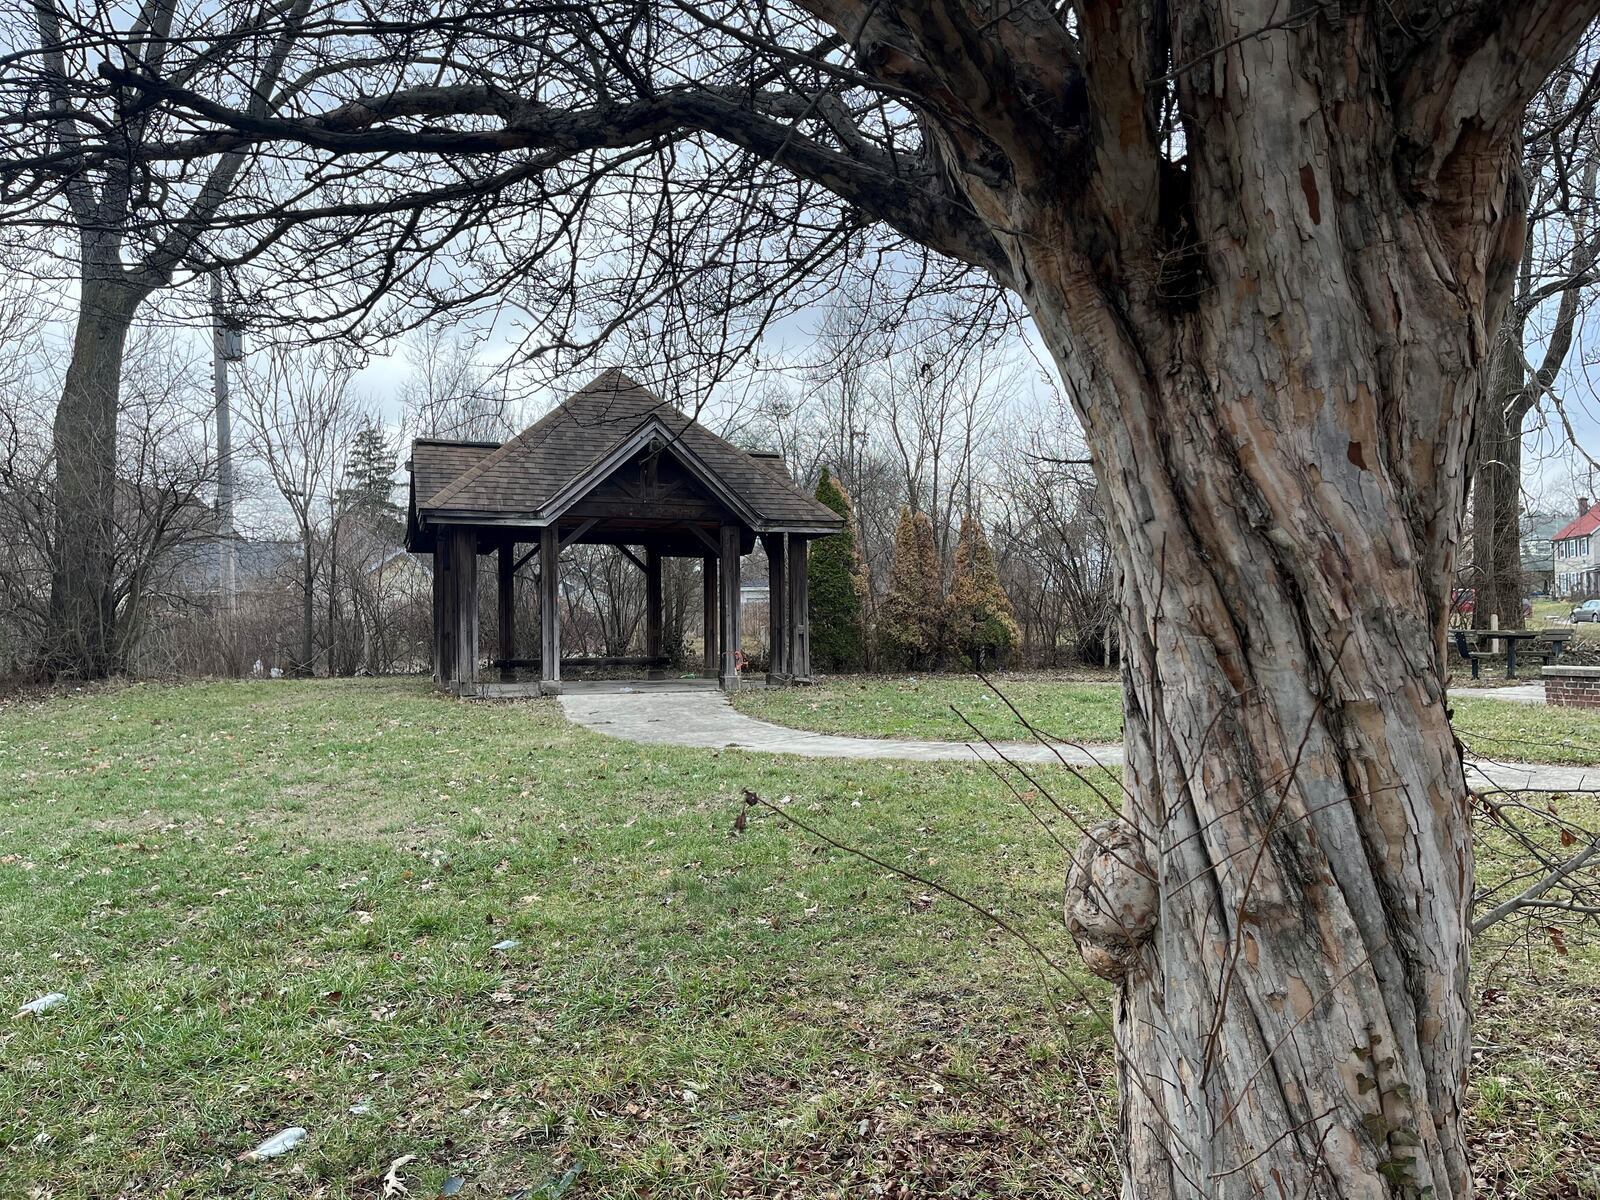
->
[15,992,66,1018]
[239,1127,307,1161]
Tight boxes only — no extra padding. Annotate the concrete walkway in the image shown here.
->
[557,685,1125,768]
[1452,683,1547,704]
[557,683,1600,791]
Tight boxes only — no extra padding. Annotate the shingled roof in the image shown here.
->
[410,438,500,508]
[412,369,842,533]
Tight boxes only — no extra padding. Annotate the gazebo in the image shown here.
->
[405,369,844,695]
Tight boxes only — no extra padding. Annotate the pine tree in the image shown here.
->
[876,507,942,669]
[945,514,1019,669]
[341,423,397,514]
[807,470,867,670]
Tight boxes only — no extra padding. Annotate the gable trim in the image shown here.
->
[542,416,762,528]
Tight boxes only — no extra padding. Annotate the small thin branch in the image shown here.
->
[1472,838,1600,934]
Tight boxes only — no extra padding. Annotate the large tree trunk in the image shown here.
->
[1472,332,1531,630]
[45,271,144,679]
[786,3,1586,1184]
[1043,247,1479,1194]
[1000,27,1513,1200]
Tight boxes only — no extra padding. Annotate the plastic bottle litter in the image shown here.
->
[490,939,520,951]
[15,992,66,1018]
[239,1127,307,1161]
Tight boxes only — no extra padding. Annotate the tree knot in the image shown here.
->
[1064,820,1158,982]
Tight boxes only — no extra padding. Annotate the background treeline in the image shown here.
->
[0,288,1117,680]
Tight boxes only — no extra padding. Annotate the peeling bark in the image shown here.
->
[1472,332,1532,630]
[821,4,1592,1195]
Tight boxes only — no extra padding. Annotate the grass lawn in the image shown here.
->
[739,673,1600,768]
[733,676,1125,745]
[1,678,1121,1199]
[1451,697,1600,767]
[3,678,1597,1197]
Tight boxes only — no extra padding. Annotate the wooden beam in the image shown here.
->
[686,524,720,555]
[719,523,741,690]
[539,523,561,692]
[511,543,539,574]
[431,541,448,686]
[562,498,727,522]
[559,518,599,550]
[497,541,516,682]
[491,655,670,669]
[617,545,647,573]
[788,535,811,682]
[450,526,479,693]
[702,554,718,677]
[645,546,663,661]
[763,533,788,683]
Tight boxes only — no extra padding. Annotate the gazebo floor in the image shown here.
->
[465,676,766,699]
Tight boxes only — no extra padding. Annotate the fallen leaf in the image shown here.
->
[382,1154,417,1197]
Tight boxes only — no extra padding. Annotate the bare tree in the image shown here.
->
[1473,37,1600,628]
[0,311,219,675]
[6,3,1599,1192]
[874,330,1006,564]
[992,413,1117,666]
[5,0,315,677]
[105,333,222,668]
[563,546,647,658]
[398,323,522,443]
[758,299,1010,618]
[237,344,365,675]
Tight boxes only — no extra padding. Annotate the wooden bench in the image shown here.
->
[1452,629,1569,679]
[1517,632,1571,670]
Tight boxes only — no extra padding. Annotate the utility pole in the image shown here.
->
[211,273,241,609]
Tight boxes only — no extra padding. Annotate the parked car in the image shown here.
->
[1450,588,1534,624]
[1572,599,1600,623]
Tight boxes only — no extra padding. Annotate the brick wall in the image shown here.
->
[1543,665,1600,708]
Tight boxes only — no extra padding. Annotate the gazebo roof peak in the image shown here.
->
[410,370,841,534]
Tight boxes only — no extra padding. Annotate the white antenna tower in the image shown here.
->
[211,272,243,609]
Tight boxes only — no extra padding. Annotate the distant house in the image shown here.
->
[178,528,300,597]
[1552,501,1600,597]
[1520,511,1569,595]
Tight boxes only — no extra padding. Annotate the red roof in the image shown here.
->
[1552,508,1600,542]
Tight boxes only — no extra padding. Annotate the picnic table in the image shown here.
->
[1452,628,1571,679]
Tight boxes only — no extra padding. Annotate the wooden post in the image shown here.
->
[788,535,811,682]
[498,540,516,682]
[539,523,561,693]
[449,526,479,694]
[645,546,663,665]
[762,533,788,683]
[720,524,742,690]
[431,536,448,686]
[439,534,460,689]
[702,554,718,677]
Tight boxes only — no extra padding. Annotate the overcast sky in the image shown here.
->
[8,267,1599,528]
